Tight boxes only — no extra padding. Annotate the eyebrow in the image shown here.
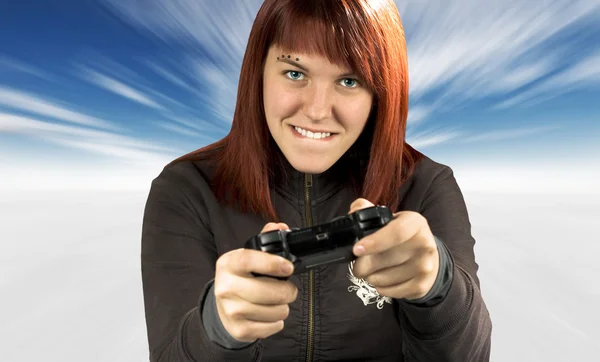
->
[277,58,357,78]
[277,58,309,72]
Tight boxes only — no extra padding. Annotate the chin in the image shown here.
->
[287,155,336,175]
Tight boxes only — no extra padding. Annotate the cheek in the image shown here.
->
[338,96,373,129]
[264,85,301,117]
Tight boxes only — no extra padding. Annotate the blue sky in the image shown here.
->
[1,0,599,192]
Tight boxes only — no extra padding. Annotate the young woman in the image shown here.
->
[141,0,492,361]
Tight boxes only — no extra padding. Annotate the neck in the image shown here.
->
[269,148,365,201]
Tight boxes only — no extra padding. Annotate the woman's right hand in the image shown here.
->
[213,222,298,343]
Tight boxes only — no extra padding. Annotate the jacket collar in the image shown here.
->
[270,149,362,204]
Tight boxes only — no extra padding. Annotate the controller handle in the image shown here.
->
[244,206,394,279]
[245,229,294,280]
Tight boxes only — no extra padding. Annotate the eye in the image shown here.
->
[284,70,304,80]
[340,78,359,88]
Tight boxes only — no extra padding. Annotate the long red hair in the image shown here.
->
[171,0,423,221]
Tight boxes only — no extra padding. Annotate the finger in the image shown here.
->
[374,274,433,300]
[360,257,420,288]
[351,243,417,277]
[232,276,298,305]
[353,211,424,256]
[214,274,297,306]
[261,222,290,233]
[348,198,375,214]
[222,298,290,323]
[222,248,294,278]
[226,319,285,343]
[245,278,298,305]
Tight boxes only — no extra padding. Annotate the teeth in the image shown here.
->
[294,126,332,139]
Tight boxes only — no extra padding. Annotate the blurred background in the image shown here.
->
[1,1,599,361]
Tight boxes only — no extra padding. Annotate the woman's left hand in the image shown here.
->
[349,198,439,301]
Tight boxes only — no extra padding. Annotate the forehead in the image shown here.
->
[268,45,352,71]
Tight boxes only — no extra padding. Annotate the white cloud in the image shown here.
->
[556,51,600,83]
[400,0,600,106]
[187,57,239,124]
[453,163,600,195]
[54,138,174,166]
[143,60,197,93]
[495,51,600,109]
[153,120,215,142]
[97,0,262,124]
[459,125,562,143]
[0,163,165,191]
[486,59,556,94]
[96,0,600,144]
[406,124,565,149]
[166,116,228,133]
[72,50,147,84]
[406,105,432,126]
[79,68,165,110]
[0,86,117,130]
[0,55,56,81]
[3,158,598,194]
[3,0,592,190]
[75,59,205,120]
[407,129,462,149]
[99,0,261,63]
[0,113,180,165]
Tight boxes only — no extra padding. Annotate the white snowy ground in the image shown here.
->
[0,189,598,362]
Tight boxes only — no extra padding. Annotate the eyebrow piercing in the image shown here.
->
[277,55,300,61]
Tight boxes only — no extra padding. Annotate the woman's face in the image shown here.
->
[263,45,374,174]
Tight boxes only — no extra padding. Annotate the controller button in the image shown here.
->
[260,240,282,253]
[260,231,284,245]
[316,233,329,241]
[275,251,288,259]
[357,207,378,221]
[331,215,346,222]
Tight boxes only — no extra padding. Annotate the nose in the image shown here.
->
[302,84,333,122]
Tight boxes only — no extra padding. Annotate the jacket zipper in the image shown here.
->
[304,173,314,362]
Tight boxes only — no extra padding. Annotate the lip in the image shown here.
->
[290,124,337,134]
[289,125,336,141]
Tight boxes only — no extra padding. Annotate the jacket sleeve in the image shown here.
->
[140,168,263,361]
[396,166,493,361]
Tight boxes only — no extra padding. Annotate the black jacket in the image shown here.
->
[141,153,492,361]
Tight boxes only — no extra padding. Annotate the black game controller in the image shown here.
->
[244,205,394,279]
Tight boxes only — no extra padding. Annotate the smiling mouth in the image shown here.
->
[290,125,337,140]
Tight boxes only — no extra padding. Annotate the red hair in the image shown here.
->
[171,0,422,221]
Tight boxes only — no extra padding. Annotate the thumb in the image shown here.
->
[349,198,375,214]
[260,222,290,233]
